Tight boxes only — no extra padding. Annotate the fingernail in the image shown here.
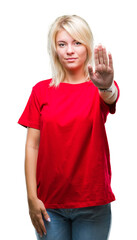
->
[47,217,51,222]
[44,232,47,235]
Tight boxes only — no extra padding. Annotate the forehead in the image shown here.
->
[56,29,74,42]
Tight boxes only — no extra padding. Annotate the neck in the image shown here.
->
[63,68,89,84]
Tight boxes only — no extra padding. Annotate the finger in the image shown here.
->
[98,44,104,64]
[42,208,51,222]
[35,214,47,237]
[88,64,94,78]
[32,218,44,237]
[94,47,99,66]
[38,217,47,235]
[108,52,113,69]
[102,47,108,66]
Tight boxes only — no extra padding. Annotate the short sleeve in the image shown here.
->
[17,87,40,129]
[100,81,120,122]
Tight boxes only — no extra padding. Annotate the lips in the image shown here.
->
[66,58,77,60]
[65,58,77,62]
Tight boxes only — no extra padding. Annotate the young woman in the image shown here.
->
[18,15,120,240]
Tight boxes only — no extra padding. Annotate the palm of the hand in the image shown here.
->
[88,45,114,89]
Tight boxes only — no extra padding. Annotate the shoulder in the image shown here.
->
[30,78,52,100]
[31,78,52,96]
[33,78,52,91]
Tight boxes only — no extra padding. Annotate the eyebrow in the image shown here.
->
[57,41,66,43]
[57,40,77,43]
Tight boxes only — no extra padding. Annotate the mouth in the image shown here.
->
[65,58,77,62]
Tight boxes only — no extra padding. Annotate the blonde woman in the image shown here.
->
[18,15,120,240]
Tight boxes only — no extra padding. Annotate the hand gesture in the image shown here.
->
[28,197,51,237]
[88,44,114,89]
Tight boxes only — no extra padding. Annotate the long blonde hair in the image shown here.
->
[47,15,94,88]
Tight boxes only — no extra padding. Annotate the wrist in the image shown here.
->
[98,81,118,104]
[98,81,115,92]
[28,194,38,202]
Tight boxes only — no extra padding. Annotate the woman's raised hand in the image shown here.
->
[88,44,114,89]
[28,197,51,237]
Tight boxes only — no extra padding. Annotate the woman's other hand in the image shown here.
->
[28,197,51,237]
[88,44,114,89]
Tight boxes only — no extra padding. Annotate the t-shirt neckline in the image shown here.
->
[60,80,91,86]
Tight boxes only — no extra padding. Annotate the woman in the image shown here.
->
[18,15,120,240]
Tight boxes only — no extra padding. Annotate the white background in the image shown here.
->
[0,0,137,239]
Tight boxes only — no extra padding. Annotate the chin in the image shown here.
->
[65,63,82,70]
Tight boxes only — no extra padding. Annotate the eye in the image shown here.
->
[75,41,82,46]
[58,43,65,47]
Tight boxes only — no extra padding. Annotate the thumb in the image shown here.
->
[88,64,94,78]
[42,208,51,222]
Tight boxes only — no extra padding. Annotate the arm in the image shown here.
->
[25,127,40,201]
[25,127,50,237]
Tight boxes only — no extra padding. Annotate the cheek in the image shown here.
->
[58,56,65,66]
[56,50,64,62]
[80,49,88,62]
[79,46,87,56]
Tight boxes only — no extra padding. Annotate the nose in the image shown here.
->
[67,44,74,55]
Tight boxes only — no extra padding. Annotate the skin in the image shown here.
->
[56,28,114,89]
[25,128,48,237]
[88,44,114,89]
[56,28,88,83]
[56,29,118,103]
[25,28,118,238]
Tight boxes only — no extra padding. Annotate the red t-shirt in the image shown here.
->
[18,78,120,208]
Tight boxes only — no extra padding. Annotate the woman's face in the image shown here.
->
[56,29,88,72]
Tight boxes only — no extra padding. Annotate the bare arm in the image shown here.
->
[25,127,51,237]
[25,127,40,201]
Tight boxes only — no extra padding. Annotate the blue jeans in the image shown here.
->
[35,203,111,240]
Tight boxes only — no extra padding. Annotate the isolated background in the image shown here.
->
[0,0,137,239]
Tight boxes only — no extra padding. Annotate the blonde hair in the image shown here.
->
[47,15,94,88]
